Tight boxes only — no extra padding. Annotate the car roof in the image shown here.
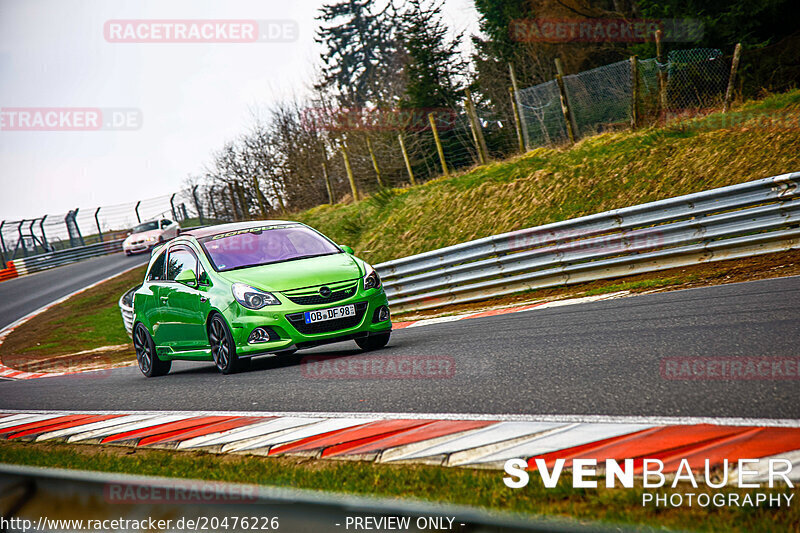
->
[180,220,299,240]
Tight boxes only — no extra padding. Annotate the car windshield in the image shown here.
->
[199,225,341,271]
[132,221,159,233]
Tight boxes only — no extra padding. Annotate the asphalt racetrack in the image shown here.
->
[0,275,798,419]
[0,253,148,329]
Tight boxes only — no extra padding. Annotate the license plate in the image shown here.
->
[304,304,356,324]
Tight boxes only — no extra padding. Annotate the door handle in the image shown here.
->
[160,296,168,303]
[200,296,208,303]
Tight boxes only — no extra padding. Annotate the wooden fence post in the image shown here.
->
[398,134,416,186]
[655,29,668,116]
[724,43,742,113]
[366,137,384,188]
[509,63,530,151]
[340,142,359,202]
[464,88,489,165]
[630,55,639,129]
[428,112,449,176]
[509,87,525,153]
[554,58,576,144]
[321,160,334,204]
[252,176,267,217]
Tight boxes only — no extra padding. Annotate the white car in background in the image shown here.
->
[122,219,180,255]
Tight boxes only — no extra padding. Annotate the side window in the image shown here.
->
[147,251,167,281]
[166,248,198,281]
[161,219,172,228]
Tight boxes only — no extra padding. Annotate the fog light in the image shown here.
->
[372,305,390,323]
[248,327,274,344]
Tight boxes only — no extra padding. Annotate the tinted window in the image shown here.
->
[161,219,172,228]
[147,251,167,281]
[199,225,340,271]
[133,221,159,233]
[166,248,198,281]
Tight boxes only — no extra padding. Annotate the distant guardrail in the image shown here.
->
[376,172,800,313]
[2,239,124,280]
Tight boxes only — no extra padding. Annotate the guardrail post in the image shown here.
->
[27,220,41,254]
[169,194,178,221]
[723,43,742,113]
[134,201,142,223]
[509,63,530,151]
[398,134,416,186]
[94,208,103,242]
[428,112,449,177]
[191,186,205,225]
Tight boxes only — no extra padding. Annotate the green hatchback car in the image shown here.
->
[131,221,392,377]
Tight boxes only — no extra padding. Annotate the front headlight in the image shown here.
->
[231,283,281,309]
[363,264,381,290]
[145,236,157,242]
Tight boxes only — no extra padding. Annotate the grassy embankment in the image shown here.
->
[1,91,798,362]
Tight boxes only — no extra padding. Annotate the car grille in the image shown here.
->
[283,281,358,306]
[286,302,368,335]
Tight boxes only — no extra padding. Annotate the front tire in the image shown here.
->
[208,314,249,374]
[355,332,391,351]
[133,323,171,377]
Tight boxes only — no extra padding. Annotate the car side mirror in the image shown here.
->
[341,245,354,255]
[175,269,197,288]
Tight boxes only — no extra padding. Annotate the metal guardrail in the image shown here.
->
[0,463,635,532]
[119,284,140,336]
[10,239,124,276]
[375,172,800,313]
[119,172,799,327]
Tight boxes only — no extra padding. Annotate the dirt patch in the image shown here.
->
[394,249,800,321]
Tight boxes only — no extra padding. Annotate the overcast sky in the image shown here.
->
[0,0,479,222]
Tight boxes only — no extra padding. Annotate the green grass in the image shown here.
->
[582,275,700,296]
[0,266,145,360]
[295,91,800,264]
[0,441,796,533]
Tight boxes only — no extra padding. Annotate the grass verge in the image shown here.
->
[0,440,795,533]
[0,265,146,372]
[296,91,800,264]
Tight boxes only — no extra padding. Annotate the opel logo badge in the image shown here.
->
[319,286,332,297]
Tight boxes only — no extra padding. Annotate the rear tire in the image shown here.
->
[355,332,391,351]
[208,314,249,374]
[133,323,171,377]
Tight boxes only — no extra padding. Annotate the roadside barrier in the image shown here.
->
[119,172,799,326]
[0,261,18,282]
[376,172,800,313]
[2,239,124,281]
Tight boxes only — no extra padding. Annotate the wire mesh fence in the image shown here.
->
[2,47,738,267]
[0,190,206,264]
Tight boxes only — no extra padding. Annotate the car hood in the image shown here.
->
[218,253,363,292]
[125,229,161,242]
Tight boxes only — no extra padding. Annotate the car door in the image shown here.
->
[157,245,207,350]
[141,249,168,339]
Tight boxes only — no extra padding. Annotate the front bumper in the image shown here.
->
[225,287,391,357]
[123,242,156,254]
